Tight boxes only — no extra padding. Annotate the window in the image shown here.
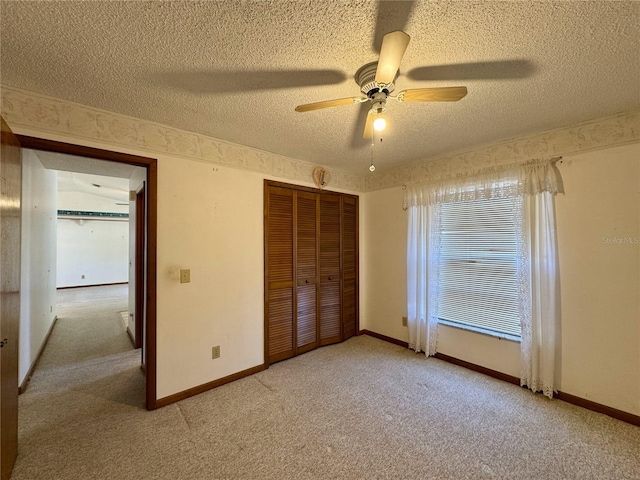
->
[436,196,522,340]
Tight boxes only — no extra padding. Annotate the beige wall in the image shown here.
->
[362,142,640,415]
[555,143,639,414]
[155,161,266,396]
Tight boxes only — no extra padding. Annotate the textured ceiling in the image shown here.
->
[34,149,137,202]
[57,170,130,204]
[3,1,639,175]
[36,150,137,179]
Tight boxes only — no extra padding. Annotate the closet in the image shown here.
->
[264,180,359,365]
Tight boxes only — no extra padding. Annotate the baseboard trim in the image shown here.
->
[433,352,521,386]
[554,391,640,426]
[57,281,128,290]
[126,326,135,347]
[155,363,267,408]
[359,329,408,348]
[361,330,640,426]
[19,315,58,395]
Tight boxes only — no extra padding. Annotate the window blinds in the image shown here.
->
[437,197,522,338]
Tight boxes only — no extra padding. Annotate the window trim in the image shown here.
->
[437,318,521,343]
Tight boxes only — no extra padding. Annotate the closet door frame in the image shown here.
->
[264,180,359,367]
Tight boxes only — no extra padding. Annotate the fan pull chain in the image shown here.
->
[369,139,375,173]
[369,121,376,172]
[369,135,383,172]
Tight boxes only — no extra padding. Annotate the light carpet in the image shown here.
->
[12,286,640,479]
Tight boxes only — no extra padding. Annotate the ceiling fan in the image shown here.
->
[295,31,468,139]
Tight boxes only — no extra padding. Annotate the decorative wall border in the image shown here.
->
[57,210,129,220]
[364,109,640,191]
[0,85,363,191]
[2,85,637,193]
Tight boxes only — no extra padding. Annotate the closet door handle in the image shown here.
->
[305,279,309,284]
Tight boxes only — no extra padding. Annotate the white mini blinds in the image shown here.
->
[436,197,522,339]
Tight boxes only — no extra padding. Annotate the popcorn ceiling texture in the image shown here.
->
[2,86,638,193]
[1,1,638,176]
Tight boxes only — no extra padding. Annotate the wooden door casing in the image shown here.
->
[0,117,21,480]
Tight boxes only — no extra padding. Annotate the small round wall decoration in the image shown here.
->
[312,167,330,189]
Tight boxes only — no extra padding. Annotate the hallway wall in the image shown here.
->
[19,150,57,385]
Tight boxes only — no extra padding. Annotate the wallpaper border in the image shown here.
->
[364,109,640,191]
[0,85,363,191]
[2,85,638,193]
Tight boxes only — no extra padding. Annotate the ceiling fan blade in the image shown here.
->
[375,31,410,85]
[363,111,374,139]
[372,1,416,52]
[396,86,468,102]
[295,97,364,112]
[350,102,373,148]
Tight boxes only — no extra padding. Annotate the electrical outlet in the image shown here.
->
[180,269,191,283]
[402,316,408,327]
[212,345,220,359]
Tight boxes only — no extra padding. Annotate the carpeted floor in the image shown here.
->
[12,286,640,479]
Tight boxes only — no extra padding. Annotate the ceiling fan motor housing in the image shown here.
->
[355,61,396,96]
[370,91,388,114]
[355,61,394,113]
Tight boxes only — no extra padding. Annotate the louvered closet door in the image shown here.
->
[342,196,358,340]
[319,194,342,346]
[266,187,295,363]
[296,191,318,354]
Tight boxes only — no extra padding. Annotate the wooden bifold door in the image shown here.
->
[264,181,359,365]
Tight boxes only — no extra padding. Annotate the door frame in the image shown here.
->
[134,184,146,350]
[15,135,159,410]
[1,117,22,480]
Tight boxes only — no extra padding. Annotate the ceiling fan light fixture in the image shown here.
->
[373,117,386,131]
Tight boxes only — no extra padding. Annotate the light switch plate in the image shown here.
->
[180,269,191,283]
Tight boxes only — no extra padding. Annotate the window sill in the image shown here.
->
[437,319,521,343]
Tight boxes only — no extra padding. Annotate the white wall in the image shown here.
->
[19,150,57,386]
[56,217,129,287]
[57,186,129,288]
[57,189,129,215]
[362,143,640,415]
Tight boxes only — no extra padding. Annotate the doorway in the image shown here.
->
[15,135,158,410]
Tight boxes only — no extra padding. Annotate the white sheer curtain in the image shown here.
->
[519,192,561,398]
[406,204,439,356]
[405,157,563,394]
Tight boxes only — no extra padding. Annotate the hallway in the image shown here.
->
[14,285,147,479]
